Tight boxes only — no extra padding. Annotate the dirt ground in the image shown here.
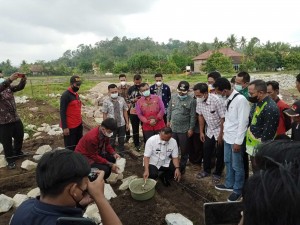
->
[0,99,232,225]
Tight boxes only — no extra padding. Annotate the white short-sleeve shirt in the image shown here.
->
[144,134,178,169]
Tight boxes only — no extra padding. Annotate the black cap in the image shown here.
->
[284,100,300,117]
[177,81,190,93]
[70,75,82,85]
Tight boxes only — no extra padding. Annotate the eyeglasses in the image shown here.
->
[77,186,88,196]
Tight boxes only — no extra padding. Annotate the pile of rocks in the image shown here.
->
[251,74,296,90]
[15,96,29,104]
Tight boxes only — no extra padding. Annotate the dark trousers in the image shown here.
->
[149,161,175,181]
[172,132,189,168]
[0,120,24,163]
[125,110,131,142]
[129,114,140,147]
[203,135,224,176]
[240,138,249,180]
[63,124,83,151]
[143,130,160,143]
[110,125,126,153]
[90,154,116,180]
[187,132,203,165]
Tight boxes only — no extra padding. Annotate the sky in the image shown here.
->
[1,0,300,66]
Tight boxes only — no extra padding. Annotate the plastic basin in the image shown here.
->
[129,178,157,201]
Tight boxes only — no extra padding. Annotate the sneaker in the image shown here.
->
[215,184,234,192]
[7,162,16,170]
[227,192,242,202]
[212,174,221,184]
[196,171,210,179]
[15,151,25,158]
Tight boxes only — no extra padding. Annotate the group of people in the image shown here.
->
[2,69,300,224]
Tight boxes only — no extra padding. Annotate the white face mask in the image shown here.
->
[105,132,113,137]
[120,81,126,86]
[156,81,162,86]
[208,84,214,90]
[197,97,205,103]
[111,93,118,99]
[0,78,5,84]
[217,94,227,100]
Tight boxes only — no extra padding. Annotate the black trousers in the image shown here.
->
[203,135,224,176]
[240,137,249,180]
[148,161,175,181]
[129,114,140,147]
[172,132,189,168]
[90,154,116,180]
[110,125,126,153]
[143,130,160,143]
[0,120,24,163]
[63,124,83,151]
[187,132,203,165]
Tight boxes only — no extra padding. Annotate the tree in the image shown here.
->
[202,52,234,73]
[283,52,300,70]
[254,51,278,71]
[244,37,260,57]
[226,34,238,50]
[239,36,247,50]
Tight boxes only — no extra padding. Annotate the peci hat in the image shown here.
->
[177,81,190,94]
[70,75,82,85]
[284,100,300,117]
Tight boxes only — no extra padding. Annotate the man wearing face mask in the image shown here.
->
[0,72,27,169]
[213,78,250,202]
[193,83,225,181]
[10,150,122,225]
[207,71,221,94]
[75,118,121,180]
[246,80,279,171]
[234,71,250,99]
[143,127,181,186]
[136,83,165,142]
[150,73,171,123]
[127,74,143,151]
[167,81,196,173]
[60,75,83,151]
[102,84,129,156]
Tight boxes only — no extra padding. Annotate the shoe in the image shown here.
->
[227,192,242,202]
[15,151,25,158]
[160,175,171,187]
[196,171,210,179]
[212,174,221,184]
[215,184,234,192]
[135,145,141,152]
[7,162,16,170]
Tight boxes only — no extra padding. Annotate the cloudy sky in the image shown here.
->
[1,0,299,65]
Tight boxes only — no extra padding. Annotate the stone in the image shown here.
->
[165,213,193,225]
[36,145,52,155]
[83,203,101,224]
[51,124,60,128]
[33,132,42,137]
[0,194,14,213]
[29,107,38,112]
[0,143,3,154]
[116,158,126,174]
[27,187,40,198]
[106,173,119,184]
[23,133,29,140]
[13,194,28,208]
[119,175,138,191]
[33,154,43,161]
[21,160,37,171]
[26,124,36,130]
[94,118,102,124]
[0,155,8,168]
[104,184,117,200]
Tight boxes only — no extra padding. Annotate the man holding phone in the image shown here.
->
[0,72,27,169]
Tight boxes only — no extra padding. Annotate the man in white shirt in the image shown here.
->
[143,127,181,186]
[213,77,250,202]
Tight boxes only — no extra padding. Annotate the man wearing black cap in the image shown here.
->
[284,100,300,141]
[60,75,83,151]
[167,81,196,173]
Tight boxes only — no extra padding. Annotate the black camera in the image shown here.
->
[88,171,98,182]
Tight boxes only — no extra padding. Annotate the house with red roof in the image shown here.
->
[192,48,243,72]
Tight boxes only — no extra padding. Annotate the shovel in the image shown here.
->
[142,179,147,190]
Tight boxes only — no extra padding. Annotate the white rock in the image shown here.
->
[33,132,42,137]
[29,107,39,112]
[27,187,40,198]
[35,136,43,140]
[23,133,29,140]
[104,184,117,200]
[94,118,102,124]
[116,158,126,174]
[0,155,8,168]
[165,213,193,225]
[26,124,36,130]
[94,110,102,118]
[0,143,3,154]
[13,194,28,208]
[0,194,14,213]
[33,154,43,161]
[51,124,60,128]
[83,203,101,224]
[41,123,49,127]
[106,173,119,184]
[36,145,52,155]
[119,175,138,191]
[37,127,45,132]
[117,173,124,180]
[43,126,51,133]
[21,160,37,171]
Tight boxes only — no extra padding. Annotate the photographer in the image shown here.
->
[0,72,27,169]
[10,149,122,225]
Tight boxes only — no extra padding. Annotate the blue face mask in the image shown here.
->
[234,84,243,92]
[178,94,188,100]
[143,90,150,97]
[0,78,5,84]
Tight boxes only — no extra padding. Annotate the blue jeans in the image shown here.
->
[224,141,245,195]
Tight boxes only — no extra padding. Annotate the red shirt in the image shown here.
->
[75,127,116,165]
[136,95,165,131]
[276,98,290,135]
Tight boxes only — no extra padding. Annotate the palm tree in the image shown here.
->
[239,36,247,50]
[226,34,238,50]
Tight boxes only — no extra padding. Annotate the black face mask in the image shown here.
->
[72,86,79,92]
[135,84,140,89]
[248,96,259,103]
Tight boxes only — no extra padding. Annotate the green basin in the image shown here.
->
[129,178,157,201]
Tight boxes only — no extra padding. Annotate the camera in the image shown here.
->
[17,73,25,78]
[88,172,97,182]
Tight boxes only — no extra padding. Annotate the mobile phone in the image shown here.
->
[17,73,25,78]
[203,201,243,225]
[56,217,96,225]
